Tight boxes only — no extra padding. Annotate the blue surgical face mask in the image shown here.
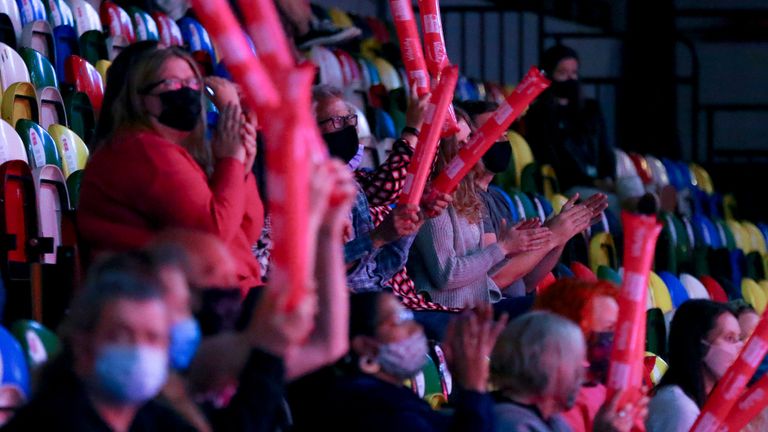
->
[169,317,202,371]
[92,344,168,404]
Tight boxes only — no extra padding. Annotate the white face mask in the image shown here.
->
[377,331,428,380]
[703,340,742,379]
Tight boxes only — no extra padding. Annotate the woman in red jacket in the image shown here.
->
[78,42,263,293]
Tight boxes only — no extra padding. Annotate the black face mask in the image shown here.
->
[322,125,359,163]
[156,87,202,132]
[550,79,580,103]
[482,140,512,174]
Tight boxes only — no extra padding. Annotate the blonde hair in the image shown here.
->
[95,46,211,174]
[434,107,485,224]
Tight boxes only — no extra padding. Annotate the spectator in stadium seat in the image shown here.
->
[1,255,195,431]
[177,159,356,431]
[78,43,264,294]
[534,279,620,432]
[523,45,635,213]
[460,102,609,294]
[647,300,743,432]
[298,292,502,432]
[408,112,556,312]
[313,85,451,293]
[491,311,646,432]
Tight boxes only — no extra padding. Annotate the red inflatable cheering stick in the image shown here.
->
[389,0,430,97]
[430,66,549,195]
[691,309,768,432]
[398,64,458,206]
[189,0,279,111]
[605,212,662,409]
[417,0,459,137]
[418,0,448,78]
[720,374,768,431]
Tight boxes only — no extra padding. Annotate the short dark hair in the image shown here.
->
[540,44,579,77]
[62,252,164,340]
[657,299,735,407]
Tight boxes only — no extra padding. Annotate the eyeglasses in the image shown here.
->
[318,114,358,130]
[142,77,203,94]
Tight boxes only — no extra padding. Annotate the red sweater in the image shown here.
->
[77,130,264,291]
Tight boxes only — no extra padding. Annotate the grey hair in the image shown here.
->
[312,84,345,103]
[490,311,585,397]
[60,252,165,341]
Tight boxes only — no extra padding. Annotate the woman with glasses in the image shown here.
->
[78,42,264,294]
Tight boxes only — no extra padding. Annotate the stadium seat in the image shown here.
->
[32,164,68,264]
[309,45,344,89]
[152,11,182,47]
[644,353,669,388]
[62,90,94,143]
[36,85,66,128]
[95,58,109,82]
[742,221,766,254]
[373,108,396,139]
[596,265,622,285]
[511,191,538,219]
[570,261,597,282]
[540,164,561,203]
[358,56,380,89]
[0,41,28,91]
[19,47,55,89]
[78,29,108,64]
[0,159,36,270]
[373,57,401,91]
[648,271,673,314]
[0,117,27,163]
[645,308,667,359]
[2,81,39,126]
[48,124,87,178]
[589,232,617,273]
[679,273,710,300]
[742,278,767,313]
[334,48,361,90]
[0,0,21,48]
[726,220,750,253]
[127,6,158,42]
[67,0,100,36]
[52,24,77,81]
[629,153,653,186]
[99,1,134,43]
[689,163,714,194]
[20,19,54,61]
[659,271,689,309]
[178,16,216,62]
[63,54,102,114]
[14,0,44,27]
[43,0,74,28]
[0,325,30,404]
[105,34,129,61]
[9,319,59,370]
[15,118,59,169]
[65,168,81,208]
[698,275,728,303]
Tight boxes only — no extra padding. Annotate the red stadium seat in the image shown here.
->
[99,1,134,43]
[152,12,182,47]
[63,54,102,114]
